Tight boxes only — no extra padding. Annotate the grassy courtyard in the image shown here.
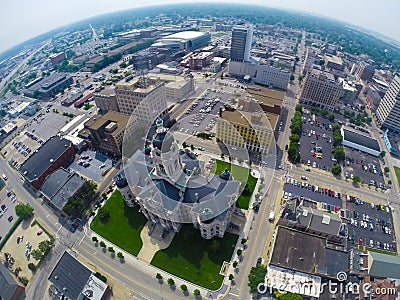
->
[90,190,147,256]
[151,225,238,290]
[212,159,257,209]
[394,166,400,187]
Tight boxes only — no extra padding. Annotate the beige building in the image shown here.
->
[376,73,400,133]
[300,70,342,110]
[255,65,290,90]
[115,76,168,125]
[165,75,195,102]
[93,88,119,113]
[216,109,275,154]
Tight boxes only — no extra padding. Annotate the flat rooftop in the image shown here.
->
[85,111,129,134]
[246,86,285,107]
[342,128,380,152]
[221,109,277,129]
[163,31,208,40]
[19,137,72,182]
[270,226,326,274]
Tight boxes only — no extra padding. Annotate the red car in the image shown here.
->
[359,238,363,245]
[37,231,43,236]
[311,153,316,157]
[334,206,339,213]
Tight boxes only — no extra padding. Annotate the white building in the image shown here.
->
[255,65,290,90]
[376,73,400,133]
[165,75,195,102]
[115,76,168,125]
[230,24,253,62]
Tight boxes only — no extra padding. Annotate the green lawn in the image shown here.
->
[151,225,238,290]
[212,160,257,209]
[394,166,400,187]
[90,190,147,256]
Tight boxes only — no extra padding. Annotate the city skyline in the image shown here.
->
[1,0,400,54]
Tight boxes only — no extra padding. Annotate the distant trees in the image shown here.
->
[331,165,342,176]
[248,266,267,293]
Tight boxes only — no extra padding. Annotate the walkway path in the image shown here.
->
[137,221,175,263]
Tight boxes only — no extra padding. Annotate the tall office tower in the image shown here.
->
[299,70,342,110]
[376,74,400,132]
[115,75,168,125]
[230,24,253,62]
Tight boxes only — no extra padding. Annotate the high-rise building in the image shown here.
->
[356,62,375,82]
[376,74,400,133]
[230,24,253,62]
[115,75,168,125]
[299,70,342,110]
[255,65,290,90]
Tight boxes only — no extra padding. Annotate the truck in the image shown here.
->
[268,211,275,222]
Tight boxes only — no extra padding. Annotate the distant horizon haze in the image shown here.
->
[1,0,399,53]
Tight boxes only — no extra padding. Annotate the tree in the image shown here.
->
[237,249,243,256]
[38,240,51,253]
[99,241,106,248]
[238,158,244,164]
[156,273,163,280]
[248,265,267,293]
[333,146,345,162]
[220,153,225,159]
[331,164,342,176]
[321,109,329,117]
[92,236,98,243]
[167,278,175,286]
[229,274,235,281]
[15,204,34,220]
[98,207,110,223]
[233,261,238,268]
[384,167,390,173]
[289,134,300,144]
[388,180,392,185]
[295,104,303,113]
[288,143,301,163]
[28,263,36,272]
[117,252,124,259]
[352,176,361,184]
[241,238,247,244]
[328,113,335,122]
[298,75,304,82]
[280,293,303,300]
[31,249,43,261]
[380,151,386,158]
[290,74,295,81]
[193,289,201,296]
[180,284,188,292]
[107,246,115,253]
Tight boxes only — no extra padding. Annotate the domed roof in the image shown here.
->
[152,131,174,152]
[115,173,128,188]
[152,118,174,153]
[219,168,231,180]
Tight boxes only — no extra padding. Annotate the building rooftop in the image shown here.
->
[19,137,72,182]
[342,128,381,152]
[247,86,285,106]
[324,54,343,66]
[48,252,92,300]
[85,111,129,135]
[0,262,22,300]
[368,251,400,279]
[270,226,326,274]
[297,206,342,236]
[40,168,86,211]
[221,109,278,130]
[163,31,208,41]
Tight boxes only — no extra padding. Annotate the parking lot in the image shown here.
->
[0,219,51,282]
[299,112,335,172]
[69,150,114,182]
[345,198,396,253]
[283,179,342,209]
[0,190,18,241]
[343,149,385,188]
[177,91,229,135]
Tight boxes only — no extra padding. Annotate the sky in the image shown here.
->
[1,0,399,54]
